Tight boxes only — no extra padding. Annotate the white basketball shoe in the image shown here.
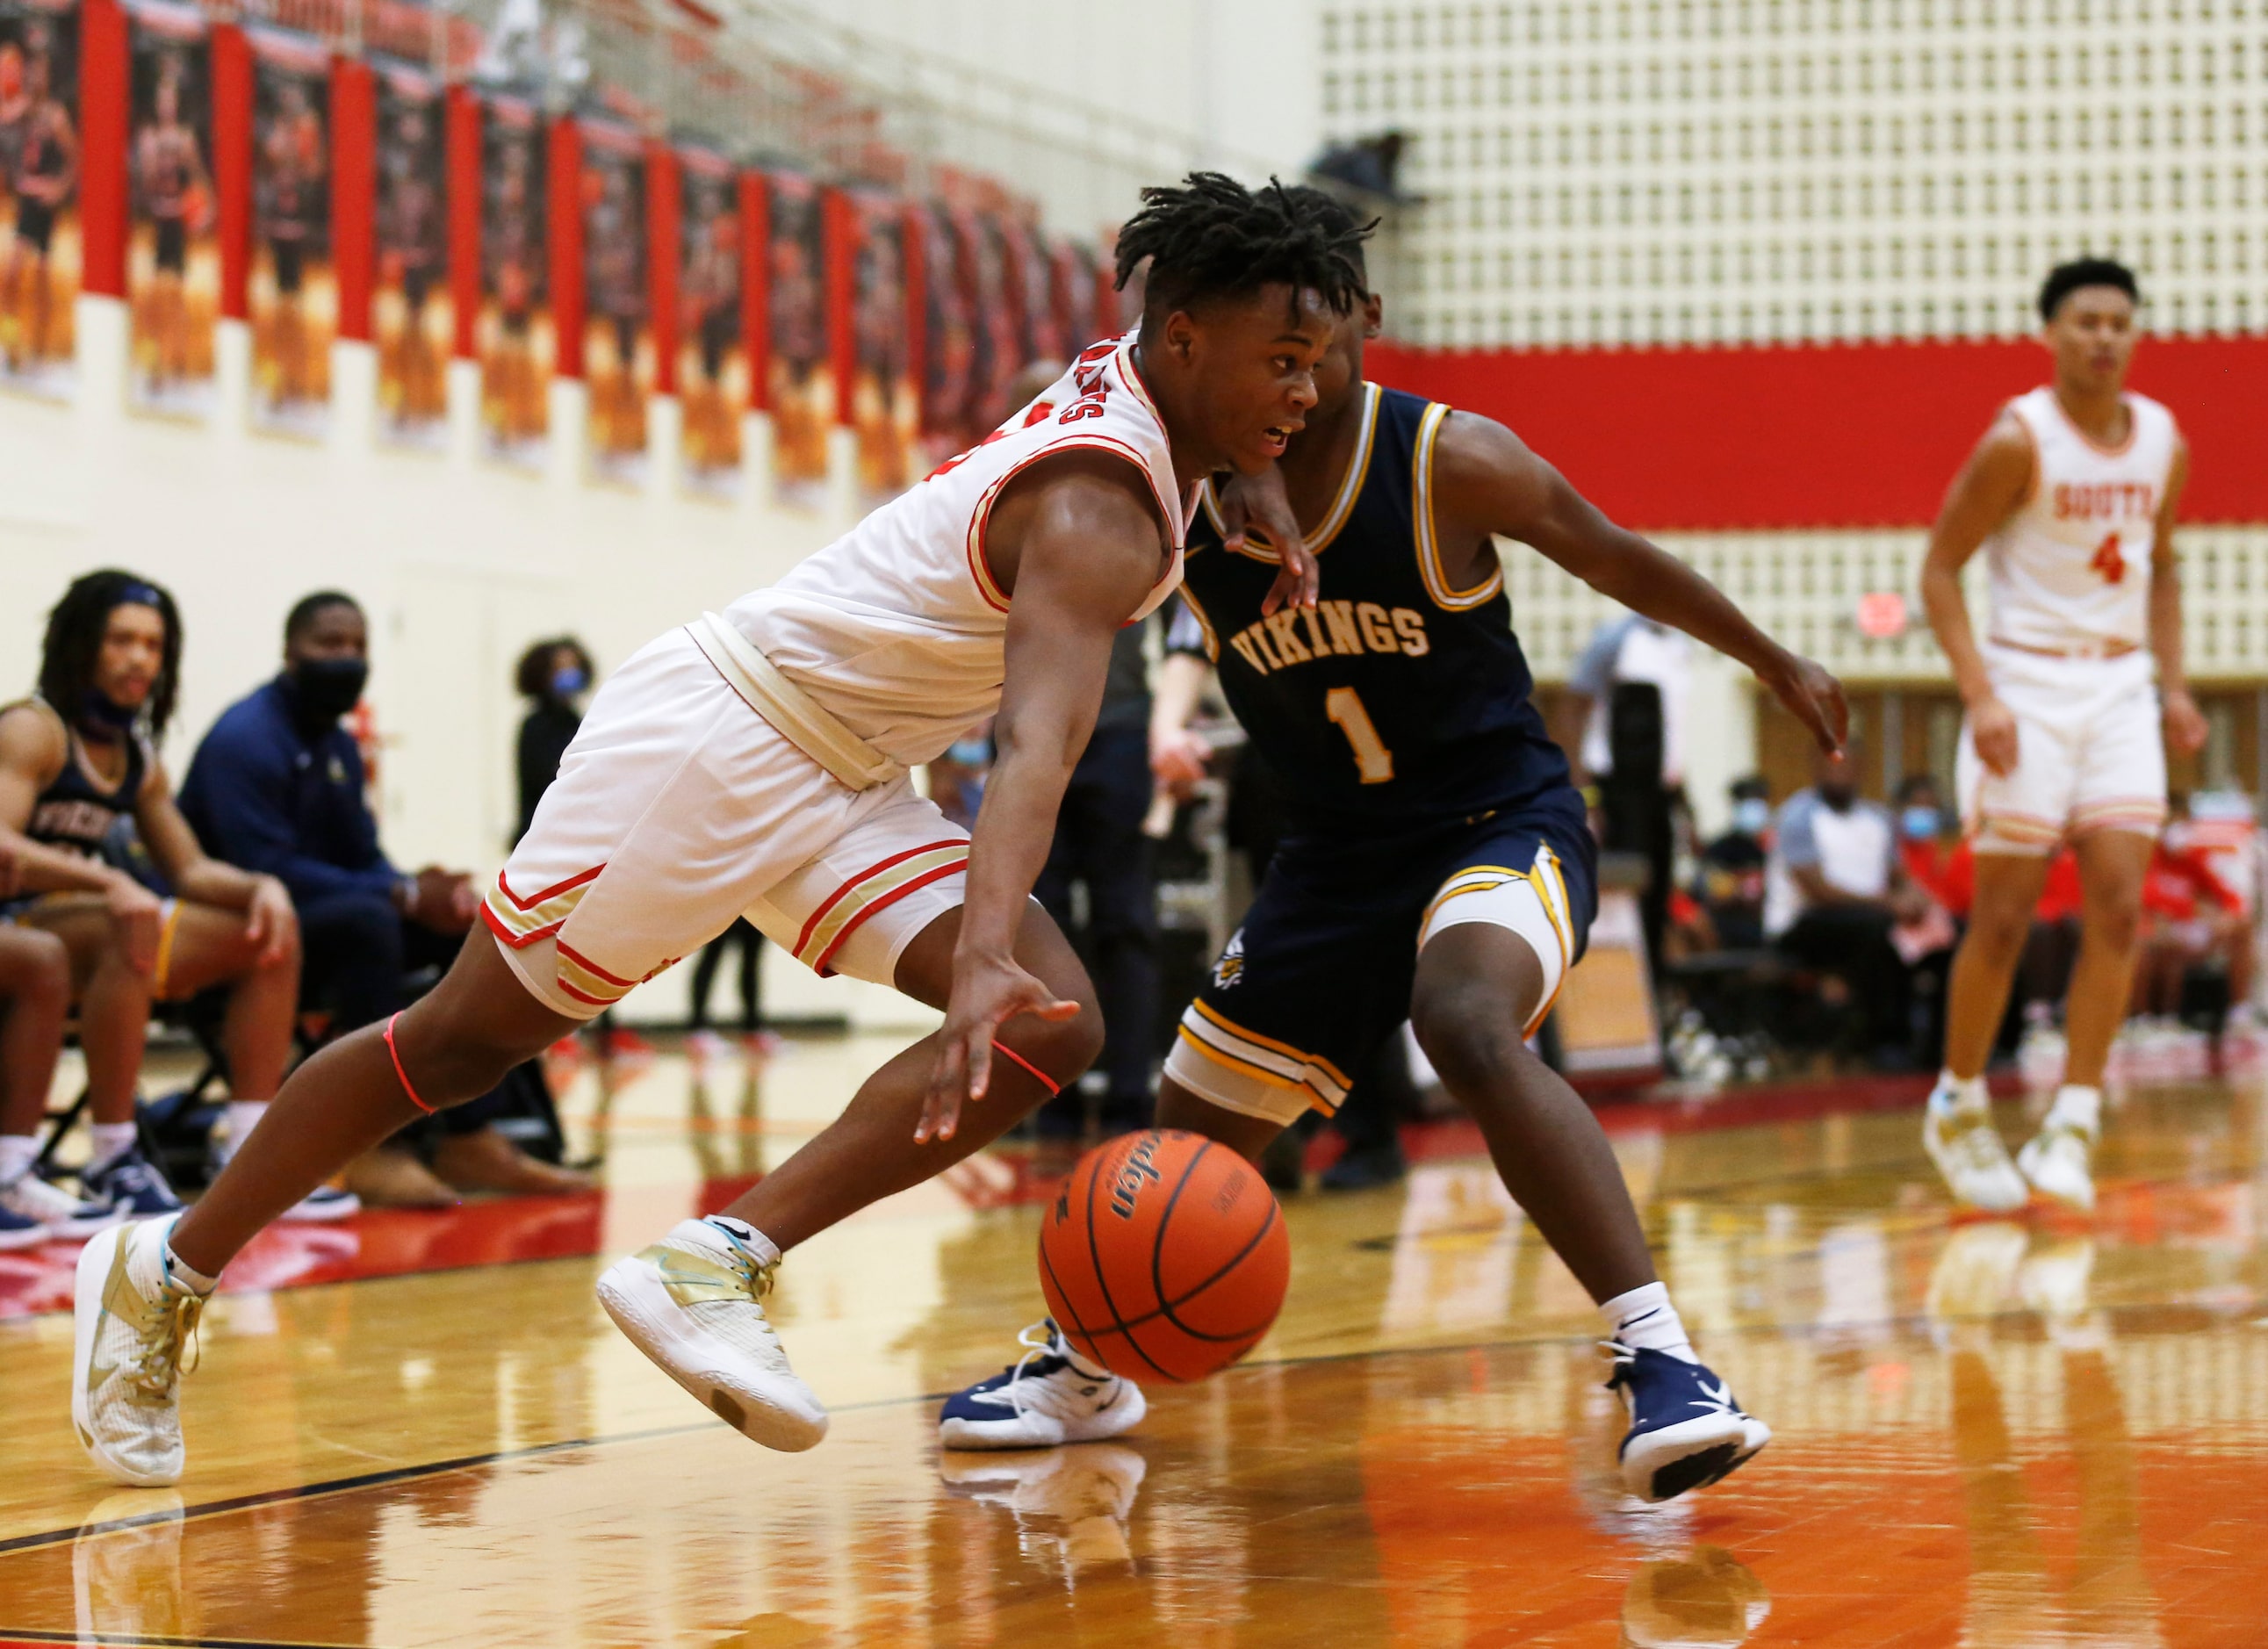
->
[1922,1084,2029,1213]
[937,1320,1148,1451]
[595,1217,828,1451]
[71,1218,206,1487]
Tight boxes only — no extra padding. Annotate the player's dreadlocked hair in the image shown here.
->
[38,569,184,735]
[1114,173,1373,322]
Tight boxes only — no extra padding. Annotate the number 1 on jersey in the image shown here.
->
[1325,687,1395,784]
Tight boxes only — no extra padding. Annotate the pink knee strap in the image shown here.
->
[384,1012,436,1114]
[993,1042,1060,1097]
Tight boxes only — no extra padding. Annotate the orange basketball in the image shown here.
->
[1038,1128,1290,1383]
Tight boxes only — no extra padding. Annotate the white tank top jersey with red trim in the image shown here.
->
[1984,385,2181,654]
[724,330,1191,765]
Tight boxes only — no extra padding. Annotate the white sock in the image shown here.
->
[89,1122,139,1170]
[162,1242,220,1296]
[222,1101,270,1159]
[1599,1281,1697,1363]
[1931,1071,1989,1116]
[686,1214,781,1270]
[0,1134,38,1184]
[2047,1084,2102,1137]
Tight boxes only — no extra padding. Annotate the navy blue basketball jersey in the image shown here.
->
[1177,383,1572,830]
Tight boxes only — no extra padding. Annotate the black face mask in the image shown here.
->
[289,656,369,729]
[1818,781,1856,811]
[79,688,140,742]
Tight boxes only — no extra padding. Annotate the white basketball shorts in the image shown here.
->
[484,626,968,1019]
[1956,644,2167,856]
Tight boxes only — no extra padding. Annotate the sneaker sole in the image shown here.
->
[71,1223,181,1489]
[595,1258,828,1452]
[938,1381,1148,1452]
[1621,1410,1753,1503]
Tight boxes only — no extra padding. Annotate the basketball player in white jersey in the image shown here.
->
[1919,258,2205,1213]
[68,176,1366,1487]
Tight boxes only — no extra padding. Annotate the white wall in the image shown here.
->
[0,303,923,1029]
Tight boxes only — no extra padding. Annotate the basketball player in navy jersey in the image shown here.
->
[940,193,1847,1505]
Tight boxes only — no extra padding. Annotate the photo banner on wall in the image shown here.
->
[846,188,912,498]
[0,0,80,398]
[477,91,545,465]
[125,0,213,417]
[372,58,443,446]
[913,202,973,467]
[1004,216,1061,371]
[1053,238,1099,354]
[967,209,1017,434]
[674,142,740,493]
[247,25,329,436]
[762,168,826,504]
[578,115,644,484]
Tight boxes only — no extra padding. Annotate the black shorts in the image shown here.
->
[271,236,304,295]
[155,216,188,274]
[402,263,432,314]
[1163,790,1597,1124]
[14,198,54,254]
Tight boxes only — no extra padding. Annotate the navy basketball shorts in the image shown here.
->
[1163,791,1598,1127]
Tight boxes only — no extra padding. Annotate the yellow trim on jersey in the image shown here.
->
[1193,383,1380,565]
[1413,400,1505,611]
[1173,1027,1346,1115]
[1177,584,1221,662]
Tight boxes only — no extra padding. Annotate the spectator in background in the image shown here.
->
[514,637,594,845]
[181,591,590,1205]
[515,634,647,1062]
[1568,613,1691,973]
[2134,793,2252,1021]
[1896,774,1961,909]
[0,571,314,1222]
[0,839,83,1242]
[1764,743,1931,1064]
[1694,775,1774,949]
[1031,615,1163,1141]
[687,919,774,1059]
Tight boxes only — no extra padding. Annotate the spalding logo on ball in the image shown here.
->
[1038,1127,1291,1383]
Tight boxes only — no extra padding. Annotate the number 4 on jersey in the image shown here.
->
[1325,687,1395,783]
[2090,531,2128,585]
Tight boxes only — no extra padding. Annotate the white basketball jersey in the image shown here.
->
[1984,386,2179,652]
[724,331,1190,766]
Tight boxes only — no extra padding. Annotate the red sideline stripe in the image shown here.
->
[1369,333,2268,529]
[794,840,967,958]
[811,858,968,976]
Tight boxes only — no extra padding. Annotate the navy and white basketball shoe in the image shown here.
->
[938,1321,1147,1451]
[82,1150,185,1220]
[1605,1343,1772,1503]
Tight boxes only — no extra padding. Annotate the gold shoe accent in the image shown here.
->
[639,1240,776,1311]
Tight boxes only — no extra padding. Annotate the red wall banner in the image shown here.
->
[79,0,127,298]
[443,85,477,361]
[544,114,580,380]
[329,54,372,343]
[1366,335,2268,531]
[209,20,248,320]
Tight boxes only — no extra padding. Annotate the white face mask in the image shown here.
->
[1732,798,1770,834]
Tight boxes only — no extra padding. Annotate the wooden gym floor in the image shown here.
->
[1,1034,2264,1646]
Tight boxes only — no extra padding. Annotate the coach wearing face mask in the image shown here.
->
[181,592,587,1205]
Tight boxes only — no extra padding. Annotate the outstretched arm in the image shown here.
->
[2149,439,2207,758]
[1430,412,1848,755]
[918,453,1173,1142]
[1919,415,2034,776]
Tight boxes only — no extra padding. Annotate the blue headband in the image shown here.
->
[115,581,165,610]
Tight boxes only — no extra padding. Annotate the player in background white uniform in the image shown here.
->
[69,176,1368,1487]
[1919,258,2206,1213]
